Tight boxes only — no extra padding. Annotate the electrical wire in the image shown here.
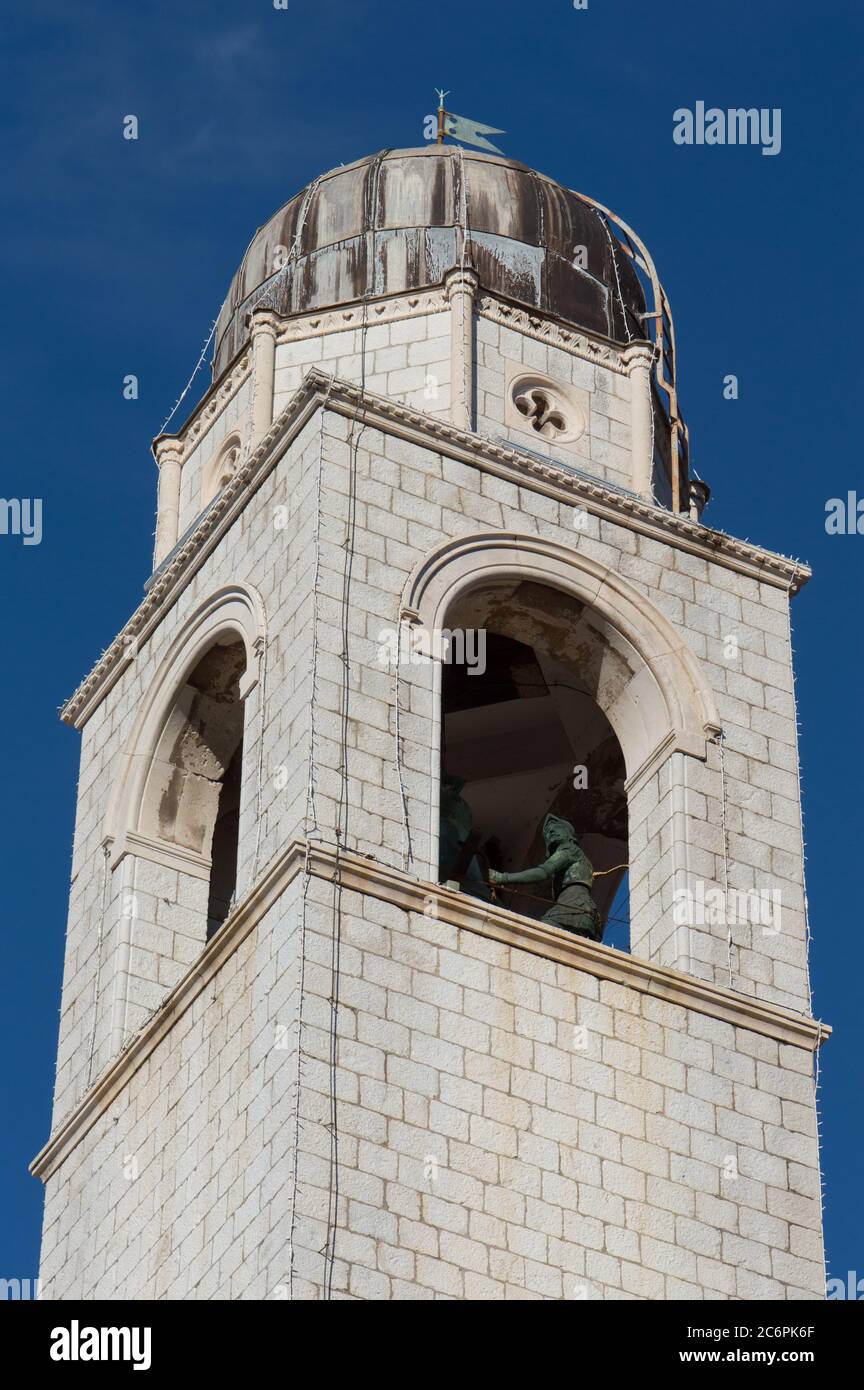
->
[393,620,414,872]
[323,148,391,1299]
[251,639,269,880]
[716,729,733,985]
[287,387,333,1299]
[157,318,220,436]
[85,844,111,1087]
[594,208,633,344]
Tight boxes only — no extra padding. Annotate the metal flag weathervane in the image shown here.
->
[435,89,506,154]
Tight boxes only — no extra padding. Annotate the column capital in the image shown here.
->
[153,440,183,566]
[622,340,656,373]
[249,309,279,448]
[443,266,480,301]
[247,307,282,340]
[153,436,184,469]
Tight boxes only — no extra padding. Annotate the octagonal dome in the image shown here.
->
[212,146,648,378]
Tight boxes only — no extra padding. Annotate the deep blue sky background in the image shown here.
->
[2,0,861,1294]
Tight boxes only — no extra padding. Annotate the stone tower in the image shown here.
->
[33,147,828,1301]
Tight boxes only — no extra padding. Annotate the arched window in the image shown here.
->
[403,533,721,965]
[137,636,246,938]
[437,581,629,946]
[106,584,266,929]
[92,585,266,1063]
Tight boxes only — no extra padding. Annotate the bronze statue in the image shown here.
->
[439,774,473,881]
[489,814,602,941]
[439,774,492,901]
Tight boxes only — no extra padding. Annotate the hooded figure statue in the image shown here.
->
[439,773,492,901]
[489,814,602,941]
[438,774,473,882]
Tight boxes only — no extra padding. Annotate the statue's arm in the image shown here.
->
[490,849,570,886]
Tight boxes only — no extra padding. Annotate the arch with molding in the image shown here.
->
[105,583,267,873]
[403,531,720,791]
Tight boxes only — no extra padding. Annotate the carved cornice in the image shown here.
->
[478,295,631,375]
[62,381,322,728]
[160,290,661,467]
[30,838,830,1183]
[61,369,811,728]
[316,375,811,589]
[275,287,448,346]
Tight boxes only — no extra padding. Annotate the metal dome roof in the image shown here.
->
[212,146,648,377]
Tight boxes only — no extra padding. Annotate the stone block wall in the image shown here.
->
[39,337,820,1302]
[474,312,634,493]
[272,309,452,428]
[37,869,823,1301]
[305,410,809,1013]
[49,415,325,1130]
[288,883,824,1300]
[38,881,304,1301]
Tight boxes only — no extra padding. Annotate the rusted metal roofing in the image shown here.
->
[212,146,647,377]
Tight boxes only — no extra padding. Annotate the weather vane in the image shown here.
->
[434,89,505,154]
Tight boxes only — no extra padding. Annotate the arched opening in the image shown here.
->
[407,532,720,963]
[138,635,247,938]
[438,580,632,946]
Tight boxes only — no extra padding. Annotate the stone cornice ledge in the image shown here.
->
[61,369,811,728]
[31,839,829,1183]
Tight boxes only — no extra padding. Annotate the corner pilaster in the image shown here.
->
[153,438,183,566]
[624,342,656,500]
[444,267,479,431]
[249,310,280,449]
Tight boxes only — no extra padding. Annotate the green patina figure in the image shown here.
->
[438,774,473,882]
[439,773,492,901]
[489,813,602,941]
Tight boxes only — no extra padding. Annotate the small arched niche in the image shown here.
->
[138,636,246,937]
[201,432,242,508]
[438,579,631,943]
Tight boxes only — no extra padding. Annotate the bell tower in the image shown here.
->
[34,147,828,1301]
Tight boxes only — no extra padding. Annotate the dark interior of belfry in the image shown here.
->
[438,581,630,946]
[196,643,245,941]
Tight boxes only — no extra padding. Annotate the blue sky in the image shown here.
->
[1,0,861,1291]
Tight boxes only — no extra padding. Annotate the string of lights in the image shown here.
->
[456,146,472,427]
[251,638,269,882]
[594,208,633,344]
[716,729,733,986]
[85,844,111,1087]
[156,317,220,437]
[323,149,391,1298]
[287,393,333,1299]
[157,172,323,445]
[393,620,414,873]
